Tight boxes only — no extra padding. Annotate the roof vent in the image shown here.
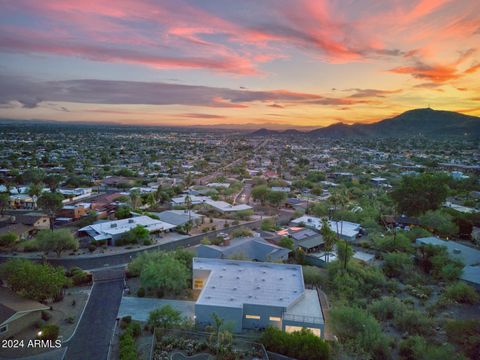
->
[230,298,234,301]
[128,219,134,223]
[255,286,260,290]
[211,286,216,289]
[233,287,237,291]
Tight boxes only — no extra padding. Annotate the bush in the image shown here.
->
[0,232,18,247]
[119,324,138,360]
[445,320,480,359]
[260,326,329,360]
[65,316,75,324]
[442,282,480,304]
[373,233,413,253]
[230,227,253,238]
[302,266,326,287]
[383,252,413,278]
[38,324,59,341]
[136,286,145,297]
[330,306,390,359]
[399,336,464,360]
[143,238,153,246]
[394,310,433,336]
[368,296,407,321]
[260,218,275,231]
[22,239,39,252]
[88,244,97,252]
[68,267,92,286]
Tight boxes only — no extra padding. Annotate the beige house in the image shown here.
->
[0,288,49,339]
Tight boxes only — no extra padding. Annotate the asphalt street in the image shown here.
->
[63,269,125,360]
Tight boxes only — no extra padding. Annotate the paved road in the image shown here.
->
[63,269,125,360]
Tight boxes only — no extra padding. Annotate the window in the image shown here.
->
[269,316,281,322]
[0,325,8,333]
[193,279,204,289]
[245,315,260,320]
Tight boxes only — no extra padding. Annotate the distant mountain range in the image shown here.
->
[250,108,480,138]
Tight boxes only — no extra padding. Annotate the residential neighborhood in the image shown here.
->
[0,122,479,360]
[1,1,480,359]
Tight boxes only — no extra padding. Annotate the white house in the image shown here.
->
[78,215,175,245]
[291,215,361,241]
[193,258,324,336]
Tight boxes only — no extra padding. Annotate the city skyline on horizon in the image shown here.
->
[0,0,479,127]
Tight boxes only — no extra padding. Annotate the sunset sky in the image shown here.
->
[0,0,479,128]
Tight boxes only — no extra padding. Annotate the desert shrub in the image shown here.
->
[230,227,253,238]
[373,233,413,253]
[137,287,145,297]
[302,266,326,287]
[383,252,414,278]
[330,306,391,359]
[394,310,434,336]
[260,326,329,360]
[0,232,18,247]
[38,324,59,341]
[368,296,407,321]
[445,320,480,359]
[68,267,91,286]
[327,261,387,302]
[399,335,464,360]
[441,282,480,304]
[260,218,275,231]
[22,239,39,252]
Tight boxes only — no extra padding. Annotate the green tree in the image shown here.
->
[0,259,68,301]
[148,305,182,329]
[337,240,353,270]
[267,190,287,208]
[28,182,44,198]
[391,173,449,216]
[140,256,189,295]
[251,184,269,205]
[320,218,336,253]
[37,192,64,230]
[36,229,79,257]
[44,175,61,192]
[120,225,150,245]
[260,218,275,231]
[115,206,131,219]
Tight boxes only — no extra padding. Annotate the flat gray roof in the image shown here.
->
[284,289,324,324]
[193,258,304,309]
[416,237,480,266]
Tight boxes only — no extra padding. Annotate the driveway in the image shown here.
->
[63,269,125,360]
[117,297,195,322]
